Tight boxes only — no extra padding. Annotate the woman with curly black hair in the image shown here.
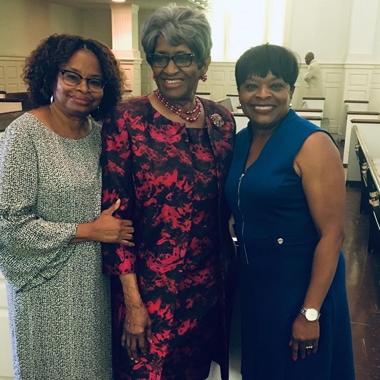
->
[0,34,133,379]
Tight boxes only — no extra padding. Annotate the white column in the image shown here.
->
[111,3,140,60]
[111,3,142,96]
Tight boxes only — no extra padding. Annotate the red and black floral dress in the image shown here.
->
[101,96,235,380]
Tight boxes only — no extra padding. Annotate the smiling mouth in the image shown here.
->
[72,97,91,103]
[252,105,275,111]
[163,78,183,86]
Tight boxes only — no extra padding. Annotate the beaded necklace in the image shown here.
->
[154,89,202,122]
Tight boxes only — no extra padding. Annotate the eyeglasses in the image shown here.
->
[148,53,195,68]
[60,69,105,92]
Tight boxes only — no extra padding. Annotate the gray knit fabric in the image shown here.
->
[0,113,112,379]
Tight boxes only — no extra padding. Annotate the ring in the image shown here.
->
[305,345,314,350]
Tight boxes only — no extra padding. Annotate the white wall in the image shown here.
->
[82,8,112,47]
[1,0,380,131]
[375,3,380,60]
[285,0,353,63]
[0,0,112,92]
[280,0,380,135]
[346,0,379,63]
[0,0,112,57]
[0,0,82,57]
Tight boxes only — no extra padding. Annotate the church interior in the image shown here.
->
[0,0,379,379]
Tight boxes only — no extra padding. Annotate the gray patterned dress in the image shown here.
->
[0,113,112,379]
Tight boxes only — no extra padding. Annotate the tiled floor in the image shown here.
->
[208,185,380,380]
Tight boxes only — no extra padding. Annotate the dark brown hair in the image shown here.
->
[23,34,124,119]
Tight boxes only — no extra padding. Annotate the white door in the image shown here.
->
[0,272,14,379]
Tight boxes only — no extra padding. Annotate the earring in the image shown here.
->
[50,95,54,104]
[200,74,208,82]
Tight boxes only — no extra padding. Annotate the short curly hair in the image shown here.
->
[141,5,212,68]
[23,34,123,119]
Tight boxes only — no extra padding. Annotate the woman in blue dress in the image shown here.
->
[225,44,355,380]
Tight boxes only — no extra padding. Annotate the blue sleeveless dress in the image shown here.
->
[225,110,355,380]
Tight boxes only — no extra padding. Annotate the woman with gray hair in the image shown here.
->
[101,4,235,380]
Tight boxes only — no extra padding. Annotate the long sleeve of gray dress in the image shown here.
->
[0,113,112,379]
[0,117,77,291]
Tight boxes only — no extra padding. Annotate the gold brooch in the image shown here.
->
[210,113,224,128]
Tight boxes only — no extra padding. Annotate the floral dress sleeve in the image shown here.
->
[101,108,137,275]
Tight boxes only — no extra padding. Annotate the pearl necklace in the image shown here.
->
[154,89,202,122]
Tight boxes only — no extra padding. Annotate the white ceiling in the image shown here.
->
[47,0,207,10]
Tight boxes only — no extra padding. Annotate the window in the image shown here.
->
[207,0,287,61]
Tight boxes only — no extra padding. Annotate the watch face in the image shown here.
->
[305,308,319,321]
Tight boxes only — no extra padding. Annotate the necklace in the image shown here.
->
[154,89,202,122]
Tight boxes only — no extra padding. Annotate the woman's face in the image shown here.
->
[238,71,293,129]
[151,35,209,105]
[52,49,104,117]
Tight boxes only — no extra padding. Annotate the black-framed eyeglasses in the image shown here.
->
[148,53,195,68]
[60,69,105,92]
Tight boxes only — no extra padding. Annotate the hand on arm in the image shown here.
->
[75,199,134,246]
[120,273,151,360]
[290,132,345,360]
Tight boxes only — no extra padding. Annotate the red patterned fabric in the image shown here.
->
[101,96,235,380]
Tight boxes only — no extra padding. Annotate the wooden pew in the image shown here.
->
[5,92,33,111]
[0,110,24,134]
[354,123,380,253]
[344,99,369,113]
[294,108,323,119]
[216,98,233,112]
[0,99,22,113]
[304,115,322,128]
[302,96,325,114]
[347,119,380,182]
[196,91,211,99]
[226,94,242,114]
[342,111,380,165]
[341,100,370,139]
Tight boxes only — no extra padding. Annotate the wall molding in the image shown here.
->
[0,56,27,93]
[1,56,379,138]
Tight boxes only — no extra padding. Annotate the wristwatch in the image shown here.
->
[300,307,320,321]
